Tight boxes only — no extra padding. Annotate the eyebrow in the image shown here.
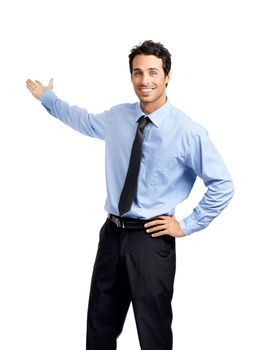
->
[132,67,159,72]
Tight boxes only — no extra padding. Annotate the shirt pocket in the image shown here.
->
[145,155,180,185]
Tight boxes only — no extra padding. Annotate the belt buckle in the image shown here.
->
[115,217,125,228]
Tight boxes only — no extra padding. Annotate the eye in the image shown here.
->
[149,70,158,76]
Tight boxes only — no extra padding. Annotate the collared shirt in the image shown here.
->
[40,90,234,235]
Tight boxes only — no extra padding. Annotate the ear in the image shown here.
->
[165,71,171,85]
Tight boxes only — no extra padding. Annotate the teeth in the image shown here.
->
[141,88,153,92]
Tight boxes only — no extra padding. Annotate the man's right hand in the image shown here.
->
[26,78,54,100]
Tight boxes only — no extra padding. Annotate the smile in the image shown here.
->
[139,88,154,92]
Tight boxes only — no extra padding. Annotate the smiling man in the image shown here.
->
[26,40,234,350]
[131,54,170,114]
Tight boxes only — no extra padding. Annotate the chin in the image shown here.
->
[139,95,154,103]
[141,99,156,106]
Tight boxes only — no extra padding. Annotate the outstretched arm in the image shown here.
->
[26,78,54,100]
[25,78,110,140]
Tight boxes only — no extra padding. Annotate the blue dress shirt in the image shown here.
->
[40,91,234,235]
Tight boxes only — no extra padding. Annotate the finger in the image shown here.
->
[26,79,34,87]
[151,230,167,237]
[144,218,165,228]
[35,80,43,87]
[159,215,174,220]
[26,80,38,91]
[146,224,167,233]
[26,79,38,87]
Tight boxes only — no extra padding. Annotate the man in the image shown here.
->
[26,40,234,350]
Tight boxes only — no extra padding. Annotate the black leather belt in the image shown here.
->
[108,213,148,229]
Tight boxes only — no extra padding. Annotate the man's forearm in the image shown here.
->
[180,178,234,235]
[40,90,104,139]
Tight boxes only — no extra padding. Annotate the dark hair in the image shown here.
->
[129,40,171,76]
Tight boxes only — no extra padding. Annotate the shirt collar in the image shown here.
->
[135,99,172,127]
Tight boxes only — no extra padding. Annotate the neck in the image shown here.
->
[140,95,167,115]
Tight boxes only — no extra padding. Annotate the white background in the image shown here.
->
[0,0,258,349]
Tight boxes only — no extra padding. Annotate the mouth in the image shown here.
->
[139,87,155,93]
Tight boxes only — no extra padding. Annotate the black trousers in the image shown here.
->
[86,218,176,350]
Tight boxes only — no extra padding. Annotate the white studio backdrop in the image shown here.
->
[0,0,258,349]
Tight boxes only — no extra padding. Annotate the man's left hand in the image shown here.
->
[144,215,185,238]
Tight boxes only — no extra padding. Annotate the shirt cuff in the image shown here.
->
[39,90,58,112]
[180,215,199,235]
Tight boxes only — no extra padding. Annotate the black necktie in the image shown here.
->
[118,116,149,216]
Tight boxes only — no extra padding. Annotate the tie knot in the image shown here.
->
[138,116,149,132]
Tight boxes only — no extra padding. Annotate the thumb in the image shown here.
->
[48,78,54,89]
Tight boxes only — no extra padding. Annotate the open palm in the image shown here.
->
[26,78,54,100]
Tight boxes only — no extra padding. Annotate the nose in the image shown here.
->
[141,72,151,85]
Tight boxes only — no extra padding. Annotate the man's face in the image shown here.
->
[131,54,170,113]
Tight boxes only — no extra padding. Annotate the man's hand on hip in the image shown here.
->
[145,215,185,238]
